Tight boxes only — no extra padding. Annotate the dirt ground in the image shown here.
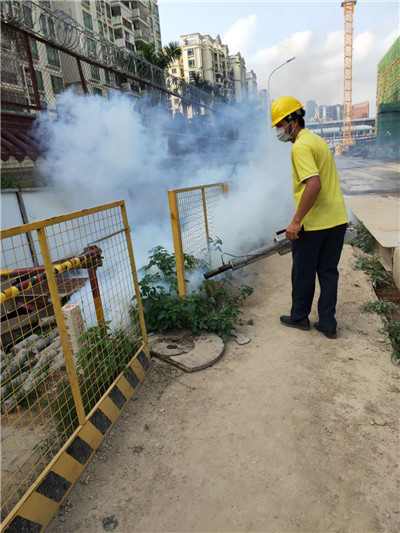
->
[48,245,400,533]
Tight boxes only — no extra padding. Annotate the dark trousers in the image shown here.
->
[290,224,347,333]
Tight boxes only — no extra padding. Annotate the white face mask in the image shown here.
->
[276,121,293,142]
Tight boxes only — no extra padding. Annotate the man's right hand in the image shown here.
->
[286,220,301,240]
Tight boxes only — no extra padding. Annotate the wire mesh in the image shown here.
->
[169,183,228,295]
[176,184,227,263]
[0,202,145,521]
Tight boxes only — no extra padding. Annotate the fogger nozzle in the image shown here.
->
[203,235,291,280]
[203,227,357,280]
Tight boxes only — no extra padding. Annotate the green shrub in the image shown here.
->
[76,323,139,412]
[137,246,253,339]
[1,175,21,189]
[381,321,400,365]
[361,300,399,315]
[350,223,374,253]
[49,324,139,444]
[354,254,388,289]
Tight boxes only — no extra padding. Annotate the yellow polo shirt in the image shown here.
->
[291,129,348,231]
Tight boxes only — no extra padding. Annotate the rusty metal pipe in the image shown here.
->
[0,246,102,304]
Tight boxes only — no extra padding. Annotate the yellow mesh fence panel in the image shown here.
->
[169,182,228,295]
[0,201,145,521]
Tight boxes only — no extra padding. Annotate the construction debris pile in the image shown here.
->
[0,316,65,413]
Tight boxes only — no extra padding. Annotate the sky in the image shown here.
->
[158,0,399,112]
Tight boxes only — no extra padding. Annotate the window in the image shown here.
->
[97,20,104,35]
[111,5,121,16]
[46,45,60,67]
[34,70,44,92]
[40,14,48,35]
[104,70,114,84]
[105,2,111,18]
[82,11,93,31]
[188,59,195,68]
[51,74,64,94]
[172,68,177,74]
[49,18,55,38]
[189,71,195,79]
[90,64,100,80]
[39,1,52,9]
[108,26,114,42]
[124,31,130,41]
[187,48,194,56]
[82,0,90,6]
[30,40,39,61]
[86,37,96,55]
[114,28,123,39]
[95,0,101,13]
[92,87,103,96]
[23,5,34,28]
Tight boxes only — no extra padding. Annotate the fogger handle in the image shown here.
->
[276,229,286,235]
[203,262,232,279]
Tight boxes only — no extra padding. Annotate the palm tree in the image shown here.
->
[136,41,182,106]
[189,72,213,94]
[136,41,182,70]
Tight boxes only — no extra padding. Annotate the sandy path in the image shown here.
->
[48,245,400,533]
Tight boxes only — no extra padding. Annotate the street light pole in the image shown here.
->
[267,57,296,125]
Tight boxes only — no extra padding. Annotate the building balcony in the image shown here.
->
[112,15,134,30]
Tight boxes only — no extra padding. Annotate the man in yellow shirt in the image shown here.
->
[271,96,348,339]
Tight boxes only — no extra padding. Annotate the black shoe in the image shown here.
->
[280,315,310,331]
[314,322,337,339]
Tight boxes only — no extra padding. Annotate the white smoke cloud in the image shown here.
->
[35,91,294,329]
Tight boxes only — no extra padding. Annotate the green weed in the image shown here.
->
[354,254,388,289]
[350,223,374,253]
[381,321,400,365]
[361,300,399,315]
[137,246,253,339]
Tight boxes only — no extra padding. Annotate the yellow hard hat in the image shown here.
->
[270,96,303,128]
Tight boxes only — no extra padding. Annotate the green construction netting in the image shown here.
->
[376,102,400,156]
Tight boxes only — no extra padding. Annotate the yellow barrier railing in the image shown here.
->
[168,182,228,296]
[0,201,149,531]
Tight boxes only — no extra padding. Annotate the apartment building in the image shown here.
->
[54,0,163,96]
[110,0,162,51]
[258,89,268,109]
[51,0,121,97]
[1,1,65,111]
[54,1,161,52]
[179,33,233,100]
[228,53,246,103]
[245,70,257,101]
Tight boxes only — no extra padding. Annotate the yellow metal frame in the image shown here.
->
[168,182,228,296]
[1,346,150,533]
[1,201,150,533]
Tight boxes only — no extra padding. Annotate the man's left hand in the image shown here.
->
[286,220,302,240]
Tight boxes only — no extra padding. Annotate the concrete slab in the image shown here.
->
[347,194,400,287]
[149,330,225,372]
[346,194,399,248]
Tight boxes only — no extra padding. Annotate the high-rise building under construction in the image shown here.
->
[376,36,399,153]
